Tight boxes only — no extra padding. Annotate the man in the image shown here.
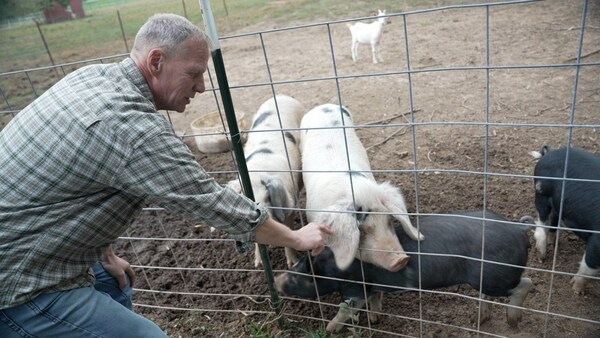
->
[0,13,331,337]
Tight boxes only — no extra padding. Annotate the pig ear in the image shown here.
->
[227,179,242,194]
[378,182,424,241]
[318,202,360,270]
[265,177,292,223]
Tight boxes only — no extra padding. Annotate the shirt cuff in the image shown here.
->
[235,241,253,254]
[233,203,269,254]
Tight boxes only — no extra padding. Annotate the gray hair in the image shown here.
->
[131,13,212,59]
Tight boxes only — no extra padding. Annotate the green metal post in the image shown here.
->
[198,0,283,325]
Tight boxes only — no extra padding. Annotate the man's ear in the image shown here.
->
[147,49,164,74]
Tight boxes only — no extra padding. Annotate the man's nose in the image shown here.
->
[194,77,205,93]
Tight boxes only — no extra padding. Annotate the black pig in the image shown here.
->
[532,145,600,294]
[275,210,532,332]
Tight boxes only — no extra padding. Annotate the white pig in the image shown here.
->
[228,95,304,268]
[300,103,423,272]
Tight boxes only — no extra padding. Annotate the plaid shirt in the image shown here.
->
[0,58,268,309]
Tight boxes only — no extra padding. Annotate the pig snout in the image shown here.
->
[357,247,410,272]
[359,227,410,272]
[274,272,314,298]
[274,272,288,294]
[367,250,409,272]
[389,254,410,271]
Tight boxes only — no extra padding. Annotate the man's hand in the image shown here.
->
[293,222,334,256]
[100,246,136,290]
[254,218,333,256]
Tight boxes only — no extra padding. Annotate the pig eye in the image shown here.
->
[358,225,368,236]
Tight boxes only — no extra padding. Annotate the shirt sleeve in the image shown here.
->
[112,128,269,244]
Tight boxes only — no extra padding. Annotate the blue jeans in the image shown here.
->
[0,263,167,337]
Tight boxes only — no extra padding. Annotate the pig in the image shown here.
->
[228,95,304,268]
[275,210,533,332]
[300,103,423,272]
[531,145,600,294]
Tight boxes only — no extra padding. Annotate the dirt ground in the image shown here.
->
[111,1,600,337]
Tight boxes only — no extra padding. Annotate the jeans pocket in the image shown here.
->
[27,291,64,313]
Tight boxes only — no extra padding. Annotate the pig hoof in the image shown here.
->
[471,313,490,325]
[507,309,522,328]
[285,248,300,268]
[571,277,585,295]
[285,254,299,268]
[368,313,379,324]
[480,305,491,324]
[326,321,344,333]
[536,252,547,262]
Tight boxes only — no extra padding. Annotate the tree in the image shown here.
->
[0,0,41,21]
[43,0,70,8]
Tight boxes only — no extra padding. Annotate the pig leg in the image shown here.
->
[284,214,300,267]
[256,245,299,268]
[367,292,383,324]
[506,277,533,327]
[476,296,491,324]
[254,243,262,268]
[326,298,367,332]
[284,247,300,268]
[534,219,549,261]
[534,194,558,261]
[572,242,600,295]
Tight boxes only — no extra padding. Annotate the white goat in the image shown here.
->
[228,95,304,268]
[347,9,389,64]
[300,103,423,271]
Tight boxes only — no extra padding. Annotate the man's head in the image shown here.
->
[131,13,211,112]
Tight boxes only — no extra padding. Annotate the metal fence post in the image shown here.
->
[198,0,284,326]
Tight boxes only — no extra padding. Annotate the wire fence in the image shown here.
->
[1,0,599,337]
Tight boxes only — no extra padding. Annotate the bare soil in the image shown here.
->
[113,1,600,337]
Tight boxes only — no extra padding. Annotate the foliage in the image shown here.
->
[0,0,73,21]
[0,0,40,20]
[339,299,364,338]
[299,325,332,338]
[246,320,281,338]
[43,0,70,9]
[248,317,343,338]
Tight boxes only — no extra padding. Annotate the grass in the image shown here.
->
[0,0,443,73]
[0,0,418,111]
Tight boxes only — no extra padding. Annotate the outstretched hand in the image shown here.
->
[294,222,334,256]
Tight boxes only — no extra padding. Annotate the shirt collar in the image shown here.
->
[119,58,155,107]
